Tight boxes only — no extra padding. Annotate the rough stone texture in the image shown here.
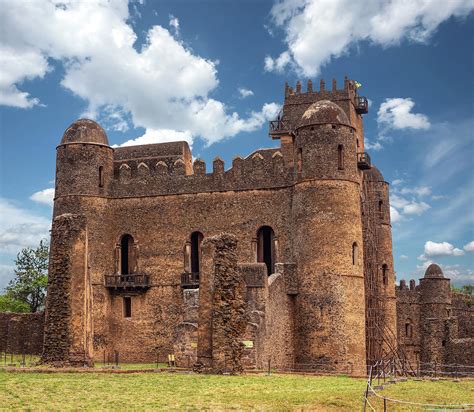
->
[0,312,44,354]
[396,265,474,369]
[40,78,396,373]
[41,213,93,366]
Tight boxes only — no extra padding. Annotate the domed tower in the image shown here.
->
[362,167,397,366]
[54,119,113,216]
[43,119,113,366]
[419,264,452,364]
[291,100,366,375]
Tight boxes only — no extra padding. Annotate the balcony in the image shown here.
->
[355,96,368,114]
[269,118,292,138]
[181,272,200,289]
[357,152,372,170]
[104,273,150,293]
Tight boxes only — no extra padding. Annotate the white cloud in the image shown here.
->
[0,264,15,291]
[266,0,474,76]
[378,98,430,131]
[463,241,474,252]
[400,254,409,260]
[30,188,55,206]
[391,179,404,186]
[398,186,431,197]
[117,129,193,147]
[169,15,180,35]
[390,206,401,223]
[390,193,430,217]
[0,0,278,146]
[238,87,254,99]
[420,241,465,260]
[0,198,51,255]
[364,138,382,151]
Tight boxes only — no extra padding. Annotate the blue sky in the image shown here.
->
[0,0,473,289]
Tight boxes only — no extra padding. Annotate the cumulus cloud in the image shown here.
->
[377,98,430,131]
[266,0,474,76]
[463,241,474,252]
[398,186,431,197]
[30,188,55,206]
[0,0,278,146]
[364,138,382,151]
[117,129,193,147]
[238,87,254,99]
[418,240,465,261]
[391,193,430,217]
[390,206,401,223]
[0,198,51,255]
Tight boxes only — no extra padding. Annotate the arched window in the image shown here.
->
[257,226,275,276]
[378,200,383,219]
[352,242,358,265]
[99,166,104,187]
[190,231,203,273]
[297,148,303,177]
[120,234,135,275]
[337,145,344,170]
[405,320,412,338]
[382,264,388,286]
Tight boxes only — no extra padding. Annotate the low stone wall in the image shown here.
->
[0,312,44,354]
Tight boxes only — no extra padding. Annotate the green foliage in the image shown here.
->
[5,240,49,313]
[0,294,30,313]
[461,284,473,295]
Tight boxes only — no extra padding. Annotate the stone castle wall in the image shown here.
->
[0,312,44,355]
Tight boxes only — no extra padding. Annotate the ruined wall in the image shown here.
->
[452,292,474,338]
[42,213,93,366]
[396,277,474,369]
[0,312,44,355]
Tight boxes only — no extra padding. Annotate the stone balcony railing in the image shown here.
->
[181,272,200,289]
[104,273,150,293]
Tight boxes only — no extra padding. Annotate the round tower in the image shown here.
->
[291,100,366,375]
[54,119,114,217]
[363,167,397,360]
[419,264,452,364]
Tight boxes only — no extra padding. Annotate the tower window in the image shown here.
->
[190,231,203,273]
[120,234,135,275]
[257,226,275,276]
[337,145,344,170]
[382,264,388,286]
[297,148,303,177]
[99,166,104,187]
[378,200,383,219]
[352,242,358,265]
[405,321,412,338]
[123,297,132,318]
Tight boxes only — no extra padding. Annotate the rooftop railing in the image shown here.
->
[355,96,369,114]
[357,152,372,170]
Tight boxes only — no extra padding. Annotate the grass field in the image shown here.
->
[1,369,473,411]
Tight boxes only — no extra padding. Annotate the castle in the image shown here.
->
[3,77,468,374]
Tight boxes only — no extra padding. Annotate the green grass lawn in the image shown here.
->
[1,370,473,411]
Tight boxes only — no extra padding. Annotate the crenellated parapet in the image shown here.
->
[110,147,294,197]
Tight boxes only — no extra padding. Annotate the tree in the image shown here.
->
[461,285,473,295]
[6,240,49,312]
[0,295,30,313]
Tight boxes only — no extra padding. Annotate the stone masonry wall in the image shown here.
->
[0,312,44,355]
[42,213,93,366]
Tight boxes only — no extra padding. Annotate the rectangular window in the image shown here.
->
[123,296,132,318]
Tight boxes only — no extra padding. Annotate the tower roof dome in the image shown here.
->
[364,166,385,182]
[424,263,444,278]
[60,119,109,146]
[297,100,350,129]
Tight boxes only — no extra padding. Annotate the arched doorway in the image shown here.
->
[190,231,204,273]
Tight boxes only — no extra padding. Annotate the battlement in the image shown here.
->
[284,76,356,99]
[397,279,418,292]
[110,146,294,197]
